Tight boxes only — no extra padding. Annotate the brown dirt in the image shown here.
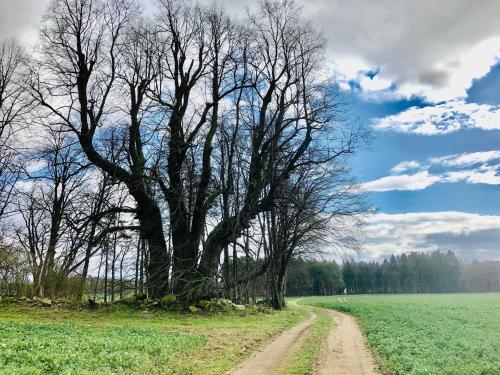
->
[229,311,317,375]
[229,302,379,375]
[317,309,379,375]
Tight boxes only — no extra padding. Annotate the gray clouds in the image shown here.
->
[3,0,500,101]
[364,212,500,262]
[0,0,48,45]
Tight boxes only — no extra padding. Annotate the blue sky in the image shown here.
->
[351,67,500,214]
[3,0,500,262]
[347,61,500,262]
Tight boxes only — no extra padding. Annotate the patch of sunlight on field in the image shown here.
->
[300,293,500,375]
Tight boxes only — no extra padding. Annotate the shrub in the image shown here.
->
[160,294,176,306]
[198,300,210,309]
[188,305,200,314]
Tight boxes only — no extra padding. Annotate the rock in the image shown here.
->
[41,298,52,306]
[188,305,200,313]
[33,296,41,302]
[198,300,210,309]
[212,298,232,306]
[232,303,246,310]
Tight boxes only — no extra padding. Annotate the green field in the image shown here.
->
[0,302,308,375]
[300,293,500,375]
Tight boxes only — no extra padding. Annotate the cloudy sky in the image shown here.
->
[3,0,500,262]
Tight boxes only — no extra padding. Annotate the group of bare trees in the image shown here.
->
[0,0,365,309]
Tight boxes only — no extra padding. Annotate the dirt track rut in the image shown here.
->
[230,311,317,375]
[317,309,379,375]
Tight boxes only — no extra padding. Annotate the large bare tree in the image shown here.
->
[30,0,173,297]
[30,0,364,301]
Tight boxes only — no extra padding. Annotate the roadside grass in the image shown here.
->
[0,302,309,374]
[277,307,333,375]
[300,293,500,375]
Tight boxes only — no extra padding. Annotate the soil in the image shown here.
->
[230,304,380,375]
[229,311,317,375]
[317,309,379,375]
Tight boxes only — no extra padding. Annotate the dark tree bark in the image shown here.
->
[33,0,169,298]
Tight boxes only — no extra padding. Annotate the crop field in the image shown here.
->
[300,293,500,375]
[0,301,308,375]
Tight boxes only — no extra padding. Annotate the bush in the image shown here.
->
[121,295,137,304]
[160,294,176,306]
[198,300,210,309]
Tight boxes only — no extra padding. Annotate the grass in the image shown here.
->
[300,293,500,375]
[278,306,333,375]
[0,301,309,374]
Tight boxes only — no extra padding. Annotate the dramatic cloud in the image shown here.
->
[363,211,500,261]
[373,100,500,135]
[362,150,500,192]
[301,0,500,102]
[3,0,500,102]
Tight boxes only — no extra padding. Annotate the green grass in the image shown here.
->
[300,293,500,375]
[278,307,333,375]
[0,302,308,374]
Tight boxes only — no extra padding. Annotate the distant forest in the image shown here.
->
[286,251,500,296]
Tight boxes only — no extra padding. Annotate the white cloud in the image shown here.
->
[430,151,500,167]
[390,160,420,174]
[373,100,500,135]
[443,169,500,185]
[361,171,439,192]
[331,56,371,83]
[362,150,500,192]
[363,211,500,260]
[359,75,392,92]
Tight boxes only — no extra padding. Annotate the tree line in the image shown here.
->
[0,0,365,309]
[285,259,344,296]
[341,251,500,294]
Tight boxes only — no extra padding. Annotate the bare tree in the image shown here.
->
[28,0,365,302]
[14,131,88,296]
[0,40,28,221]
[196,0,363,292]
[263,163,365,309]
[149,1,250,297]
[30,0,173,297]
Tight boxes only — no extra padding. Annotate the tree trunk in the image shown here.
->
[104,245,109,303]
[271,267,287,310]
[136,201,169,298]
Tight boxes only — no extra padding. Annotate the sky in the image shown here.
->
[2,0,500,262]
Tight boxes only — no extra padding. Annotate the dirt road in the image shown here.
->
[230,304,379,375]
[230,311,317,375]
[317,309,379,375]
